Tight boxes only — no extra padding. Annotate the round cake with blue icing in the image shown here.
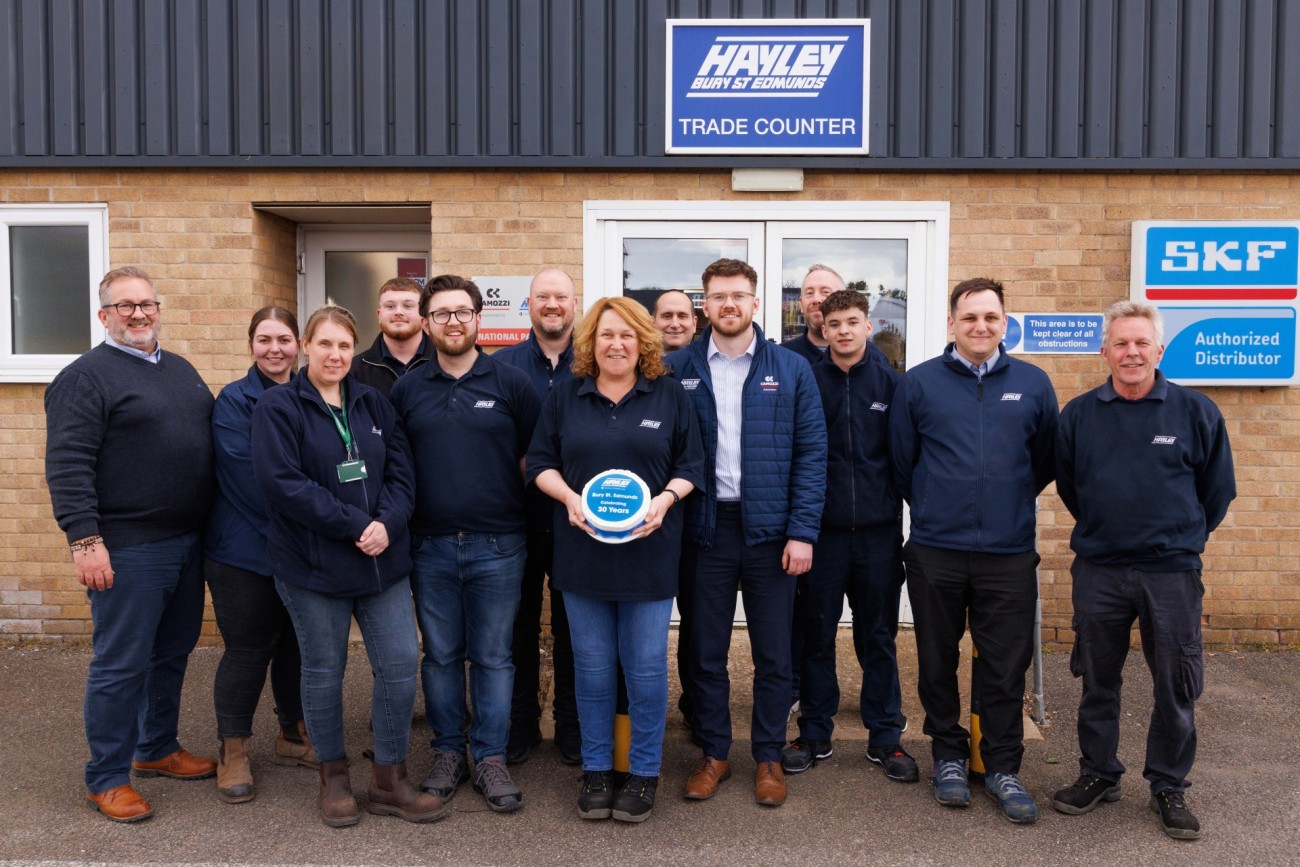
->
[581,469,652,544]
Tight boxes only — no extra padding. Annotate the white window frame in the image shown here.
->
[0,205,109,383]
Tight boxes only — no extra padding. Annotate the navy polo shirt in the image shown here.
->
[526,374,706,601]
[391,348,541,536]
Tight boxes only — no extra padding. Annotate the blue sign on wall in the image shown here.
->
[1004,313,1104,354]
[665,19,869,155]
[1132,221,1300,386]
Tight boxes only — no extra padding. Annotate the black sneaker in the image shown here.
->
[1052,774,1121,815]
[611,774,658,823]
[1150,791,1201,840]
[577,770,613,820]
[780,737,832,774]
[555,725,583,766]
[866,744,920,783]
[505,724,542,766]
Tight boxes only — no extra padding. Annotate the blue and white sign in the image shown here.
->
[1132,221,1300,385]
[1004,313,1104,354]
[581,469,652,545]
[665,19,869,155]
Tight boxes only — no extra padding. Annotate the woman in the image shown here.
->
[205,307,317,804]
[527,296,705,823]
[250,305,442,828]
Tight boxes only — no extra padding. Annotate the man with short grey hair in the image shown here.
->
[45,267,217,822]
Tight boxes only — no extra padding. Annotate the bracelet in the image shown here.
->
[70,535,103,554]
[663,489,680,505]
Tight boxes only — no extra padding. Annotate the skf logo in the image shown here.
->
[1152,435,1177,445]
[639,419,662,429]
[1143,225,1299,300]
[760,376,780,393]
[601,478,632,489]
[681,378,701,390]
[1001,393,1022,401]
[688,37,846,96]
[869,402,888,412]
[474,400,496,409]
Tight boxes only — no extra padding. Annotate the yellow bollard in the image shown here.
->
[969,642,985,779]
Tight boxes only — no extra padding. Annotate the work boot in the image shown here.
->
[216,737,255,804]
[274,720,320,769]
[318,758,360,828]
[367,760,447,823]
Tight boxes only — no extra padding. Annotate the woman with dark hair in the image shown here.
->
[206,306,316,804]
[527,296,705,823]
[251,305,442,828]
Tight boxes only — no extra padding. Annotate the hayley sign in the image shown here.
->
[665,19,870,155]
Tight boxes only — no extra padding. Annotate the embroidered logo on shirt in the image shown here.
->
[682,378,701,390]
[640,419,662,429]
[1152,435,1177,445]
[870,402,888,412]
[474,400,496,408]
[372,426,383,436]
[760,375,780,393]
[1001,393,1022,401]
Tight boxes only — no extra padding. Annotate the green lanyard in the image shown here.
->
[326,386,354,456]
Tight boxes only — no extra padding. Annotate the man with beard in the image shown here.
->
[652,289,698,351]
[45,267,217,822]
[668,258,826,808]
[351,277,433,398]
[391,275,541,812]
[495,268,583,765]
[782,264,842,363]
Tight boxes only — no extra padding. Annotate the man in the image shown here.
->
[668,258,826,807]
[889,277,1057,824]
[782,290,918,784]
[652,289,698,351]
[391,275,541,813]
[45,267,218,823]
[1052,301,1234,841]
[495,268,582,765]
[781,263,842,363]
[350,277,433,397]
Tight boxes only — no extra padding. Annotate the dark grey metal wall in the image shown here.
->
[2,0,1297,168]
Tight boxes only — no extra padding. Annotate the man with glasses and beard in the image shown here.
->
[391,275,541,813]
[351,277,434,398]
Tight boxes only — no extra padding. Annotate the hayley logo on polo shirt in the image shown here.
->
[474,400,496,408]
[682,378,701,390]
[760,376,780,393]
[1001,393,1023,401]
[372,426,382,436]
[870,402,888,412]
[1152,435,1177,445]
[640,419,662,429]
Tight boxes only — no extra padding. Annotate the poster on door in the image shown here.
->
[473,276,533,346]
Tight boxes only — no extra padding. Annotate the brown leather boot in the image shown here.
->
[216,737,255,804]
[274,720,320,769]
[318,758,360,828]
[367,760,447,823]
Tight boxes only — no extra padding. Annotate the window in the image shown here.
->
[0,205,108,382]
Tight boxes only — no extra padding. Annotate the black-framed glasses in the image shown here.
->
[428,308,476,324]
[102,300,160,316]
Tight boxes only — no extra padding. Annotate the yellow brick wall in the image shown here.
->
[2,167,1297,647]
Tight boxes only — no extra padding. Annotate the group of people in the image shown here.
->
[44,259,1234,841]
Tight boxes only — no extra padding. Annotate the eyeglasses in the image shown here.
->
[102,300,160,316]
[704,292,755,306]
[428,308,476,324]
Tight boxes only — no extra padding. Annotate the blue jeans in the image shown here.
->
[1069,557,1204,794]
[411,533,525,760]
[84,531,205,793]
[564,592,673,777]
[274,576,420,765]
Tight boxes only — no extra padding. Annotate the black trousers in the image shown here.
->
[903,541,1039,774]
[509,532,578,732]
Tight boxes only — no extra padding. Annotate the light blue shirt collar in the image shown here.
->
[950,346,999,377]
[707,332,757,362]
[105,335,162,364]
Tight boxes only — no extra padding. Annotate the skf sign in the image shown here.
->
[666,19,869,155]
[1131,222,1299,386]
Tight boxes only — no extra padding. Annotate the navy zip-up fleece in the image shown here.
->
[667,324,827,548]
[1057,371,1235,570]
[889,344,1058,553]
[251,373,415,598]
[813,352,901,529]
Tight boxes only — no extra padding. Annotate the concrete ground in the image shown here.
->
[1,629,1297,867]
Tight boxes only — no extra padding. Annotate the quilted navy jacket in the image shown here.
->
[666,325,827,548]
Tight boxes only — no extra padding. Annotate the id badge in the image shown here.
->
[337,459,368,483]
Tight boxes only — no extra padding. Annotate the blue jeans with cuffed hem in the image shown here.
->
[411,532,525,761]
[84,531,205,794]
[564,592,673,778]
[274,576,419,765]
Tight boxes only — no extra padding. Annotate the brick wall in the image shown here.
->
[2,168,1297,646]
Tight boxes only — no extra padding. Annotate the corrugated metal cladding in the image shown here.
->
[1,0,1297,168]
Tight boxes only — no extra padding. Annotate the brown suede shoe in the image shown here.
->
[87,784,153,822]
[319,757,360,828]
[274,720,320,769]
[683,757,731,800]
[132,747,217,780]
[217,737,255,803]
[755,761,787,807]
